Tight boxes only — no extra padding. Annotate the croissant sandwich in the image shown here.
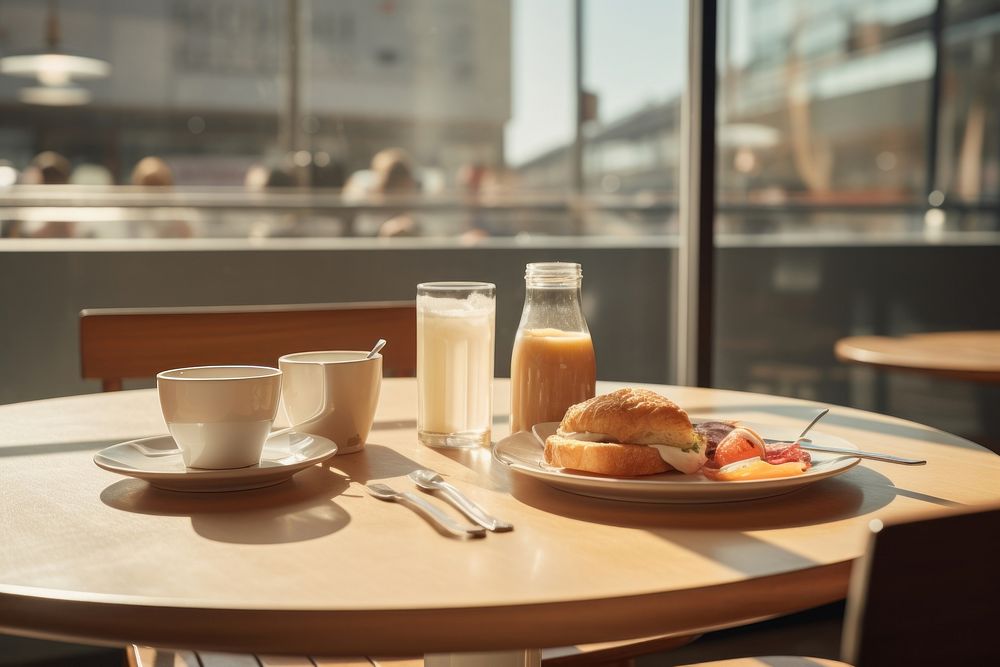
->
[543,388,707,475]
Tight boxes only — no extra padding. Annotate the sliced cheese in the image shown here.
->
[556,430,708,474]
[649,443,707,474]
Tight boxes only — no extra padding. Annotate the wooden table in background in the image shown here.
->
[835,330,1000,383]
[2,379,999,664]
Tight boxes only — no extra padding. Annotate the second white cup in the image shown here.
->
[278,351,382,454]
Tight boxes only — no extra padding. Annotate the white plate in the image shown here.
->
[492,421,860,504]
[94,431,338,492]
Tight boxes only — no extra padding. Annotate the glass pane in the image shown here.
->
[0,0,687,403]
[582,0,684,196]
[718,0,935,210]
[938,0,1000,209]
[714,0,1000,450]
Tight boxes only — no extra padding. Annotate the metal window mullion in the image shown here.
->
[676,0,717,387]
[926,0,945,197]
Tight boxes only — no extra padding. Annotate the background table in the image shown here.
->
[2,379,999,660]
[835,330,1000,383]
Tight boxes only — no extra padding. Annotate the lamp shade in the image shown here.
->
[0,53,110,86]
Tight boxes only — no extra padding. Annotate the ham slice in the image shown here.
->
[764,442,812,466]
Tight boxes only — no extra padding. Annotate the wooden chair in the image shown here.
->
[839,504,1000,666]
[127,633,698,667]
[80,301,417,391]
[680,504,1000,667]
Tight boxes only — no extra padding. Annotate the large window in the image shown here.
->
[714,0,1000,447]
[0,0,686,240]
[1,0,998,451]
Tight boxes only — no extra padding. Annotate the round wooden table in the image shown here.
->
[2,379,999,662]
[835,331,1000,383]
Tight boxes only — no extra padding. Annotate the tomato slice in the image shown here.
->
[712,428,767,467]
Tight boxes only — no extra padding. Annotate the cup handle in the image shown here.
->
[268,425,295,439]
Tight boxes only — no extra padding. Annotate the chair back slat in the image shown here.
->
[843,505,1000,667]
[81,302,416,390]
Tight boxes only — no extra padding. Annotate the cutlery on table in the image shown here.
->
[776,408,926,465]
[409,469,514,532]
[795,408,829,442]
[797,439,927,466]
[366,483,486,539]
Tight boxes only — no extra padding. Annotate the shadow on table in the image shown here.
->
[326,443,426,487]
[505,470,871,576]
[100,465,351,544]
[0,439,119,457]
[506,465,958,534]
[425,445,512,493]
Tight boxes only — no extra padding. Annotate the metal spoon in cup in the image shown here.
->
[367,339,387,359]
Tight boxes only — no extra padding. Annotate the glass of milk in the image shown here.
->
[416,282,496,448]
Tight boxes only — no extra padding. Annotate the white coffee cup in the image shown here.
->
[157,365,282,469]
[278,351,382,455]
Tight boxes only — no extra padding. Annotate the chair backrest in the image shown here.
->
[842,504,1000,667]
[80,301,416,391]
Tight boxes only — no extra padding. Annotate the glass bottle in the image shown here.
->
[510,262,596,433]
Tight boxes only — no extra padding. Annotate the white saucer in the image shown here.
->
[94,431,338,492]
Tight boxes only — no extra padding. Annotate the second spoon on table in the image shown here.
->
[409,469,514,532]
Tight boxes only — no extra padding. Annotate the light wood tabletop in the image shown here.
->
[835,330,1000,383]
[2,379,999,659]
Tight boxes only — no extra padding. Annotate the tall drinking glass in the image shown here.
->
[417,282,495,448]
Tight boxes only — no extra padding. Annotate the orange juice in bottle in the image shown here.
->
[510,263,596,433]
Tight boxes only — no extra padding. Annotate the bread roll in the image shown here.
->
[544,388,706,476]
[558,387,698,447]
[544,434,672,476]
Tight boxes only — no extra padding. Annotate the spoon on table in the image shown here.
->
[409,469,514,532]
[366,482,486,539]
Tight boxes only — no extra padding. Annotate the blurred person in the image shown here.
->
[26,151,71,186]
[70,164,113,186]
[244,161,296,238]
[243,161,340,238]
[131,157,194,239]
[372,148,419,195]
[311,157,346,190]
[482,167,526,236]
[18,152,74,238]
[457,162,489,243]
[68,164,114,238]
[370,148,420,238]
[0,160,18,187]
[0,160,20,238]
[132,157,174,188]
[244,162,297,190]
